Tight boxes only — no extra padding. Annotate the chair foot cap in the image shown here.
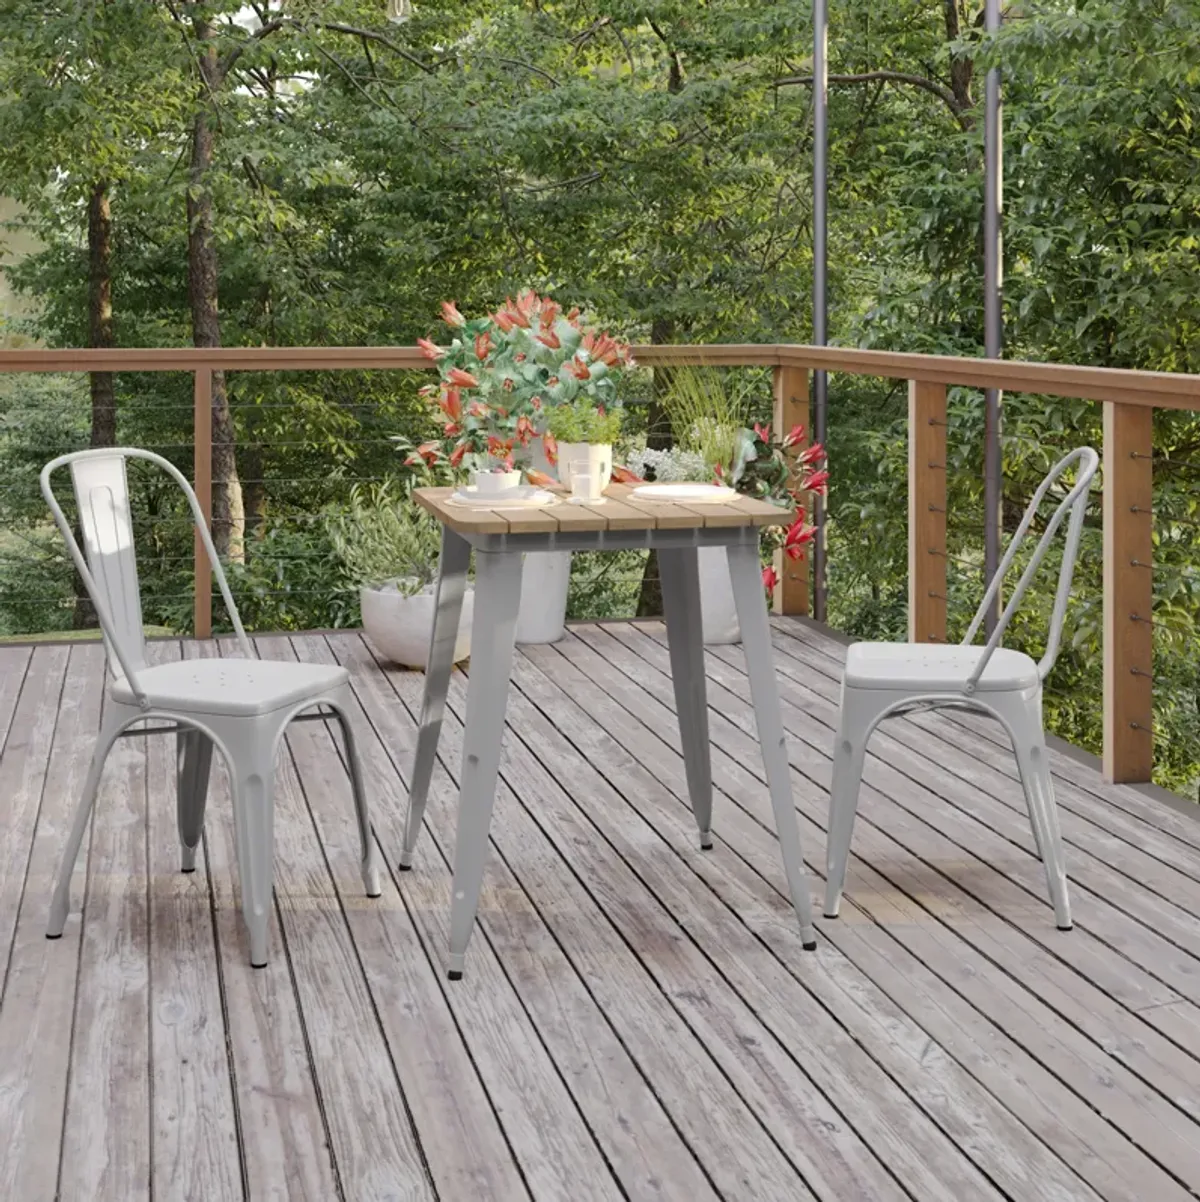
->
[366,890,382,899]
[251,960,268,970]
[447,969,463,981]
[700,838,713,851]
[1057,922,1073,932]
[802,940,818,951]
[46,932,63,941]
[397,862,412,872]
[181,866,196,874]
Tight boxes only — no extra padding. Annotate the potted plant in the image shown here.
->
[329,471,475,671]
[418,292,635,644]
[625,367,826,644]
[418,294,634,490]
[546,398,622,493]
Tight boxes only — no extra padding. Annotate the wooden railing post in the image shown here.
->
[193,368,213,640]
[908,379,947,643]
[1103,402,1153,782]
[772,364,810,616]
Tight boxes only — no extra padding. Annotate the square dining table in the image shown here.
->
[403,482,818,978]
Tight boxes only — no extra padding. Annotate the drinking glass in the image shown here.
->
[567,458,604,504]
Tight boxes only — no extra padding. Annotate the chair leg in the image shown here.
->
[328,700,382,898]
[223,722,278,968]
[403,526,471,870]
[659,547,714,849]
[447,548,524,979]
[47,714,126,939]
[1001,693,1072,930]
[176,728,214,873]
[824,686,872,919]
[726,538,818,949]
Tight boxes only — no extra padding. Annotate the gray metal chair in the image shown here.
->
[824,446,1100,930]
[41,447,381,966]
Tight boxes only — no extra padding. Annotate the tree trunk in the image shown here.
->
[943,0,975,116]
[73,179,116,628]
[187,31,243,560]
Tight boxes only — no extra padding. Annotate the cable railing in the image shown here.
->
[2,341,1199,787]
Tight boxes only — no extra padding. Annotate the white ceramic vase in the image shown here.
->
[555,442,613,493]
[513,438,572,644]
[360,578,474,669]
[697,546,740,644]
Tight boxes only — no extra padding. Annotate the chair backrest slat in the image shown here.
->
[961,446,1099,692]
[69,454,146,677]
[41,447,254,704]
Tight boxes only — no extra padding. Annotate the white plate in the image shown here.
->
[447,486,558,509]
[630,482,739,504]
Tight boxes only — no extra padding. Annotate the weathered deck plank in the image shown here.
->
[1,620,1199,1202]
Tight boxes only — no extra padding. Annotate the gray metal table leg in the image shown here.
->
[659,547,714,849]
[401,526,471,870]
[726,538,818,949]
[446,548,524,979]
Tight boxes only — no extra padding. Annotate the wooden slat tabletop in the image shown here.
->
[414,483,792,536]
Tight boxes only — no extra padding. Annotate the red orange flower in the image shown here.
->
[784,518,816,560]
[441,300,466,327]
[515,415,535,445]
[439,388,462,422]
[414,440,441,465]
[804,469,829,496]
[542,430,558,465]
[610,464,644,484]
[449,441,468,468]
[536,328,561,350]
[417,337,445,361]
[475,332,492,361]
[754,422,771,443]
[762,565,779,593]
[797,442,825,466]
[566,356,590,380]
[782,423,807,448]
[487,435,514,460]
[447,367,479,388]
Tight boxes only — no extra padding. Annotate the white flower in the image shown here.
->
[625,446,709,483]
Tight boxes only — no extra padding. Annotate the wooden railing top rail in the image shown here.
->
[1,343,1198,410]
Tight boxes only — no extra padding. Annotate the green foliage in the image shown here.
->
[327,482,443,596]
[547,399,622,445]
[660,368,749,469]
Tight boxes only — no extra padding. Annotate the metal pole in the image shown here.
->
[812,0,829,623]
[983,0,1003,634]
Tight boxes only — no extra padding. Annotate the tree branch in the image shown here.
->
[314,21,434,74]
[775,70,971,128]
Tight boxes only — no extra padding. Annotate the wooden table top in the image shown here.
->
[414,482,793,536]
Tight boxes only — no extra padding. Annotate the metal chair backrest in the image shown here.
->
[40,448,252,706]
[960,446,1099,693]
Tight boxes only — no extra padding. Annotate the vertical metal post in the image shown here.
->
[982,0,1003,634]
[812,0,829,623]
[193,369,213,639]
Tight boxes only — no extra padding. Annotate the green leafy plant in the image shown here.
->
[327,481,442,598]
[418,293,634,470]
[547,398,622,445]
[660,367,749,470]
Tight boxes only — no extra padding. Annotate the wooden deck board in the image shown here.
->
[1,620,1199,1201]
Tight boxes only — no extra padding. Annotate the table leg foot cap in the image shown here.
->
[802,940,818,951]
[447,969,463,981]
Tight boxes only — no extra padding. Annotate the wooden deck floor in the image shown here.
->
[1,619,1199,1201]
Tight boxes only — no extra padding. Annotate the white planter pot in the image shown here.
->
[698,546,741,644]
[555,443,613,492]
[360,578,474,670]
[516,551,571,644]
